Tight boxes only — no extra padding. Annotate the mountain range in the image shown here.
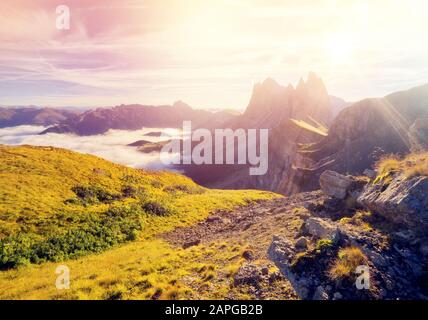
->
[0,107,80,128]
[181,77,428,195]
[1,74,428,300]
[2,73,427,197]
[40,101,237,135]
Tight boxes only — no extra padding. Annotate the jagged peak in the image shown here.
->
[307,71,320,82]
[261,77,282,89]
[296,78,306,91]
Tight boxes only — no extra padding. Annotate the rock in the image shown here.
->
[268,235,312,299]
[363,169,377,179]
[333,292,343,300]
[206,216,221,223]
[365,250,387,267]
[304,217,340,242]
[268,270,282,283]
[243,222,252,230]
[295,237,308,251]
[242,250,254,261]
[221,218,231,224]
[319,170,353,199]
[182,239,201,249]
[261,266,269,275]
[358,175,428,230]
[394,230,416,242]
[312,286,329,300]
[234,263,262,287]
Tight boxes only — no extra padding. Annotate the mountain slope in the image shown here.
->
[0,145,275,271]
[294,83,428,191]
[0,107,80,128]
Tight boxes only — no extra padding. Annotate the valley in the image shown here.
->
[1,75,428,301]
[2,0,428,303]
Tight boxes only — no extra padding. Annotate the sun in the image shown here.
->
[325,33,354,65]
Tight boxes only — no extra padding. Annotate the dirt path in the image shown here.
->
[160,191,327,299]
[162,191,325,254]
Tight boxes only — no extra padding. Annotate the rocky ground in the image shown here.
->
[162,169,428,300]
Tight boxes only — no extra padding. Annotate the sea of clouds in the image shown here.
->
[0,125,181,170]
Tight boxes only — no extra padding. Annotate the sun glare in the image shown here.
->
[325,34,354,65]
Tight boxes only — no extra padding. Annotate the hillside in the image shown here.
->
[1,147,427,299]
[0,145,276,299]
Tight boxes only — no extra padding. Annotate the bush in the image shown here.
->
[0,205,144,269]
[71,185,121,204]
[142,201,170,216]
[316,239,333,251]
[121,185,138,198]
[329,247,368,280]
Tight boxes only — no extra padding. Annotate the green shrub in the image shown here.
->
[316,239,333,251]
[71,185,121,205]
[142,201,170,216]
[121,185,138,198]
[0,205,144,269]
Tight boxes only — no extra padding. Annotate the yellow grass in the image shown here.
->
[0,145,279,299]
[374,152,428,184]
[329,247,367,280]
[0,238,251,300]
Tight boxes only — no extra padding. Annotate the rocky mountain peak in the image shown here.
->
[296,78,306,91]
[261,77,282,90]
[243,73,332,127]
[296,72,329,98]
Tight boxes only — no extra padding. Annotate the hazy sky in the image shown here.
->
[1,0,427,110]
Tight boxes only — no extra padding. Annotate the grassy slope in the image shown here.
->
[374,152,428,184]
[0,145,278,299]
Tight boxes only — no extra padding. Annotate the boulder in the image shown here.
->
[182,239,200,249]
[242,249,254,261]
[233,263,263,287]
[268,236,311,299]
[358,175,428,230]
[295,237,308,251]
[304,217,340,242]
[319,170,353,199]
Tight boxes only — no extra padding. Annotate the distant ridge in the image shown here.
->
[41,102,238,136]
[0,107,80,128]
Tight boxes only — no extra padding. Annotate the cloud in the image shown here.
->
[0,125,180,170]
[0,0,427,107]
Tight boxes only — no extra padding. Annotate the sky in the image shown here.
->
[0,0,428,110]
